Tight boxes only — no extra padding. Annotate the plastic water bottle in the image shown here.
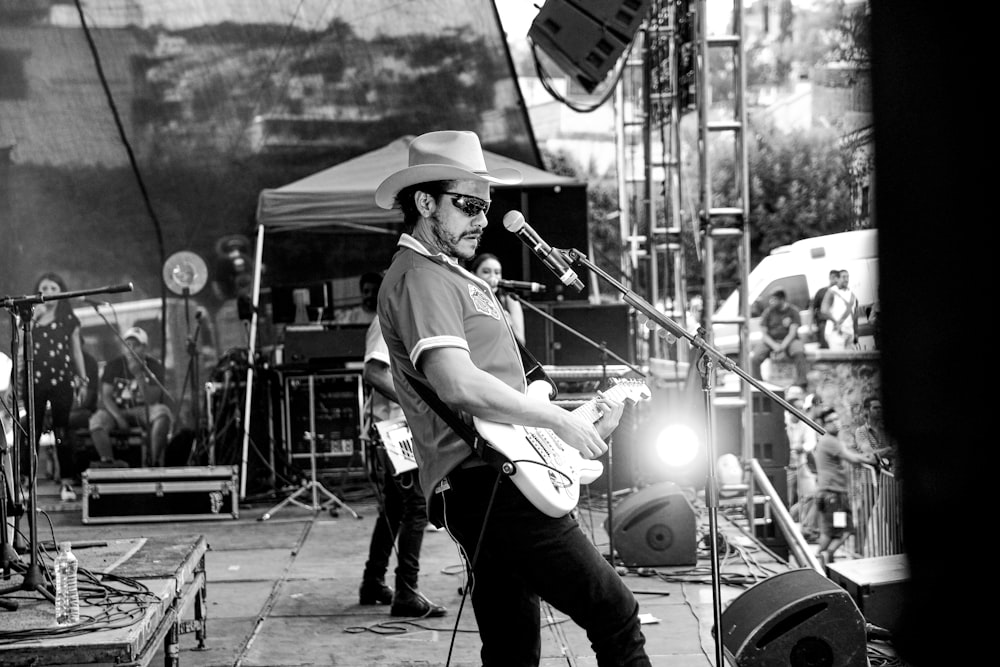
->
[54,541,80,625]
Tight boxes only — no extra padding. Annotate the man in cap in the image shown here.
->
[88,326,173,467]
[374,130,650,665]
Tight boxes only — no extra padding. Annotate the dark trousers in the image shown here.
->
[362,450,428,594]
[20,381,76,480]
[431,465,650,667]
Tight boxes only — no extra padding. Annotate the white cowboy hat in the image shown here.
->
[374,131,522,209]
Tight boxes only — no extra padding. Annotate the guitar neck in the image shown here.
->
[573,384,635,424]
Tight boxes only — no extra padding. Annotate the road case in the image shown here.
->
[82,465,239,524]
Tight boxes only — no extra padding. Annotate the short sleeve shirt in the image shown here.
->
[761,303,801,340]
[32,308,80,387]
[362,315,404,425]
[378,235,525,503]
[100,354,166,409]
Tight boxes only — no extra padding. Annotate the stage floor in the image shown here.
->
[3,476,909,666]
[0,532,206,666]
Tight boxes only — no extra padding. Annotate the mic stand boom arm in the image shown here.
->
[561,247,823,667]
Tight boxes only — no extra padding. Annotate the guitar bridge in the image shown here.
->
[525,428,571,489]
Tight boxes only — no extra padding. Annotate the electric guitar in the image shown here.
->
[473,378,651,518]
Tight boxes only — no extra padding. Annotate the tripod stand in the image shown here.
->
[259,375,360,521]
[1,283,132,610]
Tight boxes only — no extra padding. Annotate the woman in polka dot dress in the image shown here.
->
[28,273,88,501]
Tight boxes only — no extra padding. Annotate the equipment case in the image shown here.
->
[82,465,239,524]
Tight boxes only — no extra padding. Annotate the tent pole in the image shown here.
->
[240,223,265,500]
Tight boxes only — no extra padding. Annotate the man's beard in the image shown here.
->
[430,213,479,260]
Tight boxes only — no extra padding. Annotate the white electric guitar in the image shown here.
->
[474,378,651,518]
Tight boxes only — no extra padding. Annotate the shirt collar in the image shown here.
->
[397,233,493,291]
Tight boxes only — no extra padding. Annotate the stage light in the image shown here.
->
[654,422,700,468]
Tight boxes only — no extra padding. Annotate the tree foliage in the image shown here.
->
[705,119,854,295]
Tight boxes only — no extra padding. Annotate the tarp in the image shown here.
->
[255,136,582,234]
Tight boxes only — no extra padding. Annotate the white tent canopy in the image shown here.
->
[255,135,581,234]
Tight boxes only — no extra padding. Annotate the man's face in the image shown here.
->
[125,338,146,356]
[424,179,490,261]
[838,272,850,288]
[361,280,379,312]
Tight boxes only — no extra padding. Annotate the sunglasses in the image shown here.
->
[442,192,490,217]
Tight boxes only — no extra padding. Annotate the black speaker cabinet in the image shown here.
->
[606,481,697,566]
[714,386,789,467]
[528,0,653,93]
[523,302,635,366]
[718,568,868,667]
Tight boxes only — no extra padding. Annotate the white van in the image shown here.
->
[711,229,879,357]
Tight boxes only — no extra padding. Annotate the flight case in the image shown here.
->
[82,465,239,524]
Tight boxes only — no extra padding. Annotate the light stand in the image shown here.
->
[259,375,361,521]
[162,251,210,464]
[560,247,823,666]
[508,293,645,565]
[0,282,132,610]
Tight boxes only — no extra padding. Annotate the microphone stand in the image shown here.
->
[559,248,823,666]
[0,283,132,610]
[509,293,645,566]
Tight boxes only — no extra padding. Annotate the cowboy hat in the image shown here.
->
[374,131,522,209]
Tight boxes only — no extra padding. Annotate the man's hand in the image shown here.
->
[593,391,625,441]
[552,411,608,460]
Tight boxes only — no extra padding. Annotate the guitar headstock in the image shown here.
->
[606,377,651,404]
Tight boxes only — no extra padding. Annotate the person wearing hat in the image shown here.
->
[88,326,173,468]
[374,131,650,665]
[749,287,809,389]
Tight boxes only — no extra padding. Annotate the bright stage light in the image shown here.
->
[654,423,700,468]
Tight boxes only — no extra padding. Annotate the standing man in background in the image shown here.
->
[811,269,839,349]
[814,407,875,567]
[358,306,446,618]
[821,269,859,351]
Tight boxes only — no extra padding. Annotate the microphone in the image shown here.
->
[497,279,546,293]
[502,211,584,292]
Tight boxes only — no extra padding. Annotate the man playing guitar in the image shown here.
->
[375,130,651,667]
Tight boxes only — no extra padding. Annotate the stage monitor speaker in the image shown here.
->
[606,481,697,566]
[528,0,653,93]
[718,568,868,667]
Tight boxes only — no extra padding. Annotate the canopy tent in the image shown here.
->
[255,135,582,235]
[240,136,585,496]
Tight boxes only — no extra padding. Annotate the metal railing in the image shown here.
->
[745,459,904,572]
[848,464,904,558]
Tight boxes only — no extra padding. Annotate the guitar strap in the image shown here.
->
[397,365,509,472]
[397,340,553,471]
[518,339,557,399]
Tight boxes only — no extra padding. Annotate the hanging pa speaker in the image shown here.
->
[606,481,697,566]
[718,568,869,667]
